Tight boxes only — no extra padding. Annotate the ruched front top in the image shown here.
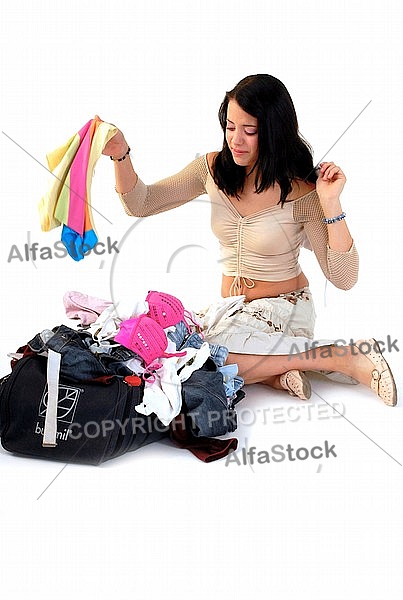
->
[206,173,309,293]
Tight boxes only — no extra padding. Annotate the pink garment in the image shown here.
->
[146,290,199,332]
[63,291,112,326]
[114,314,186,368]
[146,290,187,329]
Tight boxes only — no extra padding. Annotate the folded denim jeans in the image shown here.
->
[181,362,239,437]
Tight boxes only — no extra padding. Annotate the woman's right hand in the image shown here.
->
[97,117,129,160]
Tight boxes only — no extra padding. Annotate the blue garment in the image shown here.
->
[167,321,229,367]
[181,360,244,437]
[217,364,244,399]
[61,225,98,261]
[167,321,192,348]
[207,343,229,368]
[28,325,137,381]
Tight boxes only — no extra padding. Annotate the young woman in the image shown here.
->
[102,74,397,406]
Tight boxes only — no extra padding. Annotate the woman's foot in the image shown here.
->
[279,370,311,400]
[353,338,397,406]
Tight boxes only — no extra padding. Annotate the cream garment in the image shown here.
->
[118,154,359,291]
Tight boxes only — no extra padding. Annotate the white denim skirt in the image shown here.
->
[196,288,331,356]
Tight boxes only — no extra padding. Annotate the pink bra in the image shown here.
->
[146,290,197,332]
[114,313,186,368]
[146,290,186,328]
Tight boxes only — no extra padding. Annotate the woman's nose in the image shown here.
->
[232,129,243,145]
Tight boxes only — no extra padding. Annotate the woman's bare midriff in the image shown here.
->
[221,272,309,301]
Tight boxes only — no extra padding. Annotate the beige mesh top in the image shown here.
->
[118,154,359,292]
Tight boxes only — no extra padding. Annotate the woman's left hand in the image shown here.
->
[315,161,346,203]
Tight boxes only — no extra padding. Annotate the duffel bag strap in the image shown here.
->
[42,349,61,447]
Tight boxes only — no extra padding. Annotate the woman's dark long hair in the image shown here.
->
[213,74,317,205]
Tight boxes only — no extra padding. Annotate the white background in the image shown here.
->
[1,1,402,598]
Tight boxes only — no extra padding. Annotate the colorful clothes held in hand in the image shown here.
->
[39,117,117,260]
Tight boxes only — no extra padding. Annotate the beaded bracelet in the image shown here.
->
[110,146,131,162]
[322,212,346,225]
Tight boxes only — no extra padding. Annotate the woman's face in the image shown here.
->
[226,100,259,170]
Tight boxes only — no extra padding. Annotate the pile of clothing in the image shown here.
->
[27,290,245,461]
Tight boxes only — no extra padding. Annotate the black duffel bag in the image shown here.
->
[0,353,169,465]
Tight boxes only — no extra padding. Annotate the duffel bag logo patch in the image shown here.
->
[35,384,83,442]
[39,384,82,423]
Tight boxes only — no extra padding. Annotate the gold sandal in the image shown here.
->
[354,338,397,406]
[279,370,311,400]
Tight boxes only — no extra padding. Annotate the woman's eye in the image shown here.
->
[226,125,257,135]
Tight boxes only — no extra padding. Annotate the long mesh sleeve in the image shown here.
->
[117,155,209,217]
[293,191,359,290]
